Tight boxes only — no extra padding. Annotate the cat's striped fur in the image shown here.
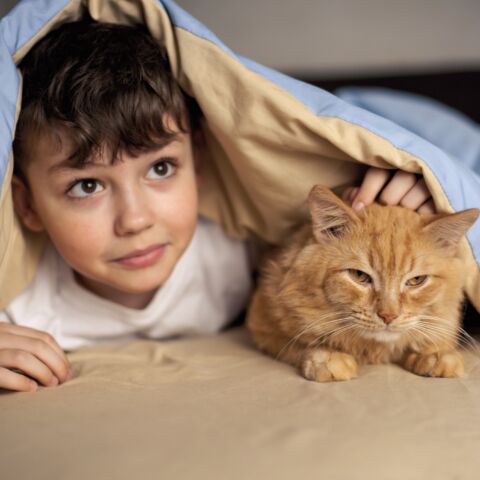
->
[247,185,479,382]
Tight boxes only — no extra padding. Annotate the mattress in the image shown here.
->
[1,325,480,480]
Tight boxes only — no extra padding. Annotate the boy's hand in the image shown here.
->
[0,323,72,393]
[342,167,435,213]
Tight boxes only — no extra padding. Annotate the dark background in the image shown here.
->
[303,70,480,124]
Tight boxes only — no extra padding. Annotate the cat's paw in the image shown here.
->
[301,350,358,382]
[403,350,464,378]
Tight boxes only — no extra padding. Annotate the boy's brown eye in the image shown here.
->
[406,275,427,287]
[348,269,372,284]
[154,162,169,176]
[148,159,176,179]
[81,180,97,193]
[67,178,103,199]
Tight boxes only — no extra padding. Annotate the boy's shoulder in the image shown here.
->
[1,240,61,327]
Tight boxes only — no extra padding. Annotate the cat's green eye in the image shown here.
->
[406,275,427,287]
[348,269,372,284]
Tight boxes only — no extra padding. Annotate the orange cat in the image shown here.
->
[246,185,479,382]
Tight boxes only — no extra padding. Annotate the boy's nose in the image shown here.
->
[114,193,154,236]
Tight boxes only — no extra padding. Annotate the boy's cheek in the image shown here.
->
[41,209,107,257]
[49,226,105,263]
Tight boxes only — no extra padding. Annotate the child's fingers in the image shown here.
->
[417,199,436,214]
[0,349,60,389]
[0,323,69,367]
[349,187,359,203]
[352,167,391,210]
[351,168,435,213]
[377,170,418,206]
[0,347,61,387]
[399,178,431,210]
[0,366,38,393]
[341,187,359,204]
[341,187,353,201]
[0,331,70,384]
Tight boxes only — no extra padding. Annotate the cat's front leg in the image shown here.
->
[402,350,465,378]
[301,349,359,382]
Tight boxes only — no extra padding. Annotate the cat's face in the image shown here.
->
[306,186,479,345]
[317,205,462,343]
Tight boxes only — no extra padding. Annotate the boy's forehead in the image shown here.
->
[28,122,188,174]
[27,126,75,167]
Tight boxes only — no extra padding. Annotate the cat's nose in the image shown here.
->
[378,311,399,325]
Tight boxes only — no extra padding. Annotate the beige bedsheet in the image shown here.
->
[1,326,480,480]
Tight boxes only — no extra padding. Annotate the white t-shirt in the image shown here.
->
[0,217,253,351]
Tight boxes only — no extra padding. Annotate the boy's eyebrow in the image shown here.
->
[48,158,101,175]
[47,135,181,175]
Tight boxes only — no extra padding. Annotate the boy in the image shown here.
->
[0,18,433,393]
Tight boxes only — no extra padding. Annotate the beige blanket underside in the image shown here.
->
[1,326,480,480]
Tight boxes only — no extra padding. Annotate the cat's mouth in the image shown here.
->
[359,325,403,343]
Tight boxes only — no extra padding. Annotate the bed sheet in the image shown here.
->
[1,326,480,480]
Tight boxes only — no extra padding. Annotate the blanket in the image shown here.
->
[0,0,479,310]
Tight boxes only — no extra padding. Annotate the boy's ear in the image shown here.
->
[11,175,45,232]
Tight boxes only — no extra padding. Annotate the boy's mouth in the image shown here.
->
[112,244,167,268]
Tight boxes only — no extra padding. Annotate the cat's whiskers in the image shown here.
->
[418,321,459,342]
[275,322,319,361]
[415,319,454,337]
[420,314,476,342]
[411,321,473,356]
[313,316,351,327]
[306,317,354,346]
[419,314,459,328]
[403,328,416,346]
[418,315,469,344]
[456,327,480,354]
[295,317,357,360]
[408,326,442,353]
[318,322,360,348]
[325,322,358,339]
[298,321,358,361]
[417,317,480,354]
[275,313,347,361]
[300,316,359,358]
[348,325,364,346]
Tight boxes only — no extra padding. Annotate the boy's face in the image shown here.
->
[13,117,201,308]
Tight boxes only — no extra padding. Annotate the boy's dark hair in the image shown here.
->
[13,18,201,183]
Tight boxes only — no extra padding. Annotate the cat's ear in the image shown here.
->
[308,185,359,242]
[422,208,480,254]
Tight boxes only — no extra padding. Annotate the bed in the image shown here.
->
[1,321,480,479]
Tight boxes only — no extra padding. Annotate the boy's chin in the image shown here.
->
[74,270,165,302]
[112,282,163,295]
[103,275,167,296]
